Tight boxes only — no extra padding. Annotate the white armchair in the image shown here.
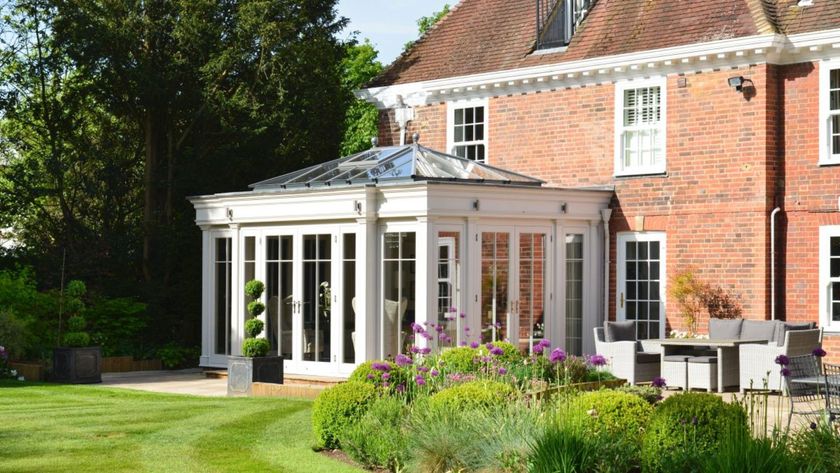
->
[593,326,661,385]
[739,328,823,392]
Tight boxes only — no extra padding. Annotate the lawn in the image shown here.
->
[0,381,364,473]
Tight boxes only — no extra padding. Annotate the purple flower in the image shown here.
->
[464,326,470,333]
[486,343,495,350]
[418,366,429,373]
[421,333,432,340]
[652,377,667,388]
[430,369,440,377]
[415,375,426,386]
[498,367,508,375]
[781,367,791,377]
[411,323,423,333]
[533,345,545,355]
[460,312,466,319]
[382,372,391,381]
[382,382,389,388]
[372,362,391,372]
[396,384,405,393]
[813,347,827,358]
[494,322,502,329]
[459,341,468,347]
[810,422,818,430]
[588,354,607,367]
[470,341,480,349]
[538,339,551,348]
[435,325,444,333]
[480,356,492,363]
[549,348,567,364]
[490,347,504,356]
[420,347,432,355]
[410,345,420,354]
[449,306,457,313]
[366,373,374,380]
[775,354,790,366]
[395,354,412,367]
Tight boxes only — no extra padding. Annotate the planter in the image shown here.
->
[52,347,102,384]
[8,361,45,381]
[528,378,626,401]
[227,356,283,396]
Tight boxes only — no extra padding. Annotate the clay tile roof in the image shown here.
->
[369,0,779,88]
[772,1,840,35]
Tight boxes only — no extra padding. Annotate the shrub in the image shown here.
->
[244,280,264,299]
[244,318,264,339]
[63,331,91,347]
[615,384,663,405]
[241,338,270,358]
[488,341,522,364]
[66,315,86,332]
[339,396,409,470]
[156,343,200,369]
[528,416,603,473]
[349,360,389,382]
[788,419,840,472]
[438,346,481,373]
[699,425,797,473]
[312,381,376,449]
[429,380,516,411]
[0,309,28,359]
[568,389,653,439]
[61,280,92,348]
[642,392,747,473]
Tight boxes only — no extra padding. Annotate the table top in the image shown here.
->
[653,338,770,347]
[790,375,840,386]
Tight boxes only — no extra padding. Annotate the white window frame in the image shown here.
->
[616,231,667,339]
[447,98,489,163]
[614,77,667,177]
[819,58,840,166]
[819,225,840,332]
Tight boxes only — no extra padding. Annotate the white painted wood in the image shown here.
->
[616,232,667,339]
[820,225,840,332]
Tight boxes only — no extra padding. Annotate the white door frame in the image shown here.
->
[616,232,667,339]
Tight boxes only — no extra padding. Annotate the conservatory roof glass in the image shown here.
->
[249,144,543,191]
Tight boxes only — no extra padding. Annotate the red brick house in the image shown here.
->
[359,0,840,361]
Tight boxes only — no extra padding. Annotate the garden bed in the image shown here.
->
[528,377,626,400]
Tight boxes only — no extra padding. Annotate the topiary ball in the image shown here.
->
[66,315,87,332]
[438,346,482,373]
[567,389,653,442]
[247,300,265,317]
[63,331,91,348]
[312,381,377,449]
[244,318,264,338]
[429,380,517,412]
[641,392,747,472]
[66,280,87,298]
[244,280,265,299]
[242,337,270,358]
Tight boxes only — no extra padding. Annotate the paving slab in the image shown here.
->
[101,369,227,397]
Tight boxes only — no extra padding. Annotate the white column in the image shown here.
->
[466,217,480,345]
[415,216,433,351]
[229,224,242,356]
[358,186,379,361]
[554,219,564,350]
[200,226,212,366]
[582,219,600,356]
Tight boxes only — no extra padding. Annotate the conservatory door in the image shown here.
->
[617,232,666,340]
[478,226,550,354]
[299,232,336,371]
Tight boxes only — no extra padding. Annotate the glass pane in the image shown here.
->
[384,233,400,259]
[216,238,228,261]
[638,242,648,260]
[454,126,464,143]
[245,237,255,261]
[650,242,660,259]
[833,302,840,322]
[304,235,316,260]
[565,234,584,356]
[281,236,293,260]
[437,231,461,348]
[832,69,840,90]
[481,232,510,343]
[626,241,636,260]
[280,261,293,360]
[454,108,463,125]
[267,236,279,261]
[401,232,417,259]
[627,262,637,280]
[831,237,840,257]
[520,233,547,353]
[318,234,331,260]
[832,258,840,278]
[214,238,231,355]
[382,261,400,358]
[475,106,484,123]
[343,234,357,363]
[266,262,279,355]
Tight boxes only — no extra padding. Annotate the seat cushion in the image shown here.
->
[664,355,691,362]
[774,322,816,346]
[708,318,742,340]
[740,320,777,341]
[687,356,718,364]
[605,321,636,342]
[636,352,660,364]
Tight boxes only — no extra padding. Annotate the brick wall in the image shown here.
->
[778,61,840,363]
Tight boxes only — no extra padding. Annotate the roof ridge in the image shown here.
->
[746,0,780,34]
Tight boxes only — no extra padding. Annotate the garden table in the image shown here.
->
[654,338,769,393]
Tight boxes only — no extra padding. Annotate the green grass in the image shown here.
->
[0,381,364,473]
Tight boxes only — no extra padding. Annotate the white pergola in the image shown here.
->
[191,143,612,377]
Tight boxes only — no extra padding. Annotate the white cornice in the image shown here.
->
[359,29,840,109]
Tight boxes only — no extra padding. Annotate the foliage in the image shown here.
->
[703,285,743,320]
[244,319,264,339]
[61,280,91,347]
[62,331,91,348]
[156,343,200,369]
[528,415,605,473]
[241,338,270,358]
[403,4,451,51]
[85,297,147,357]
[429,379,516,412]
[669,270,706,335]
[699,425,799,473]
[340,40,384,156]
[438,346,482,373]
[642,392,748,472]
[0,310,29,360]
[244,280,265,300]
[339,396,409,470]
[568,390,653,440]
[312,381,376,449]
[788,419,840,472]
[615,384,663,405]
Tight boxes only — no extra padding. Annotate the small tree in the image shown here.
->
[242,280,270,357]
[669,271,705,336]
[62,280,91,347]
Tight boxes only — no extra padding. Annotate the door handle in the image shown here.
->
[620,293,625,309]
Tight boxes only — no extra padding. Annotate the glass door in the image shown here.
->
[301,233,333,363]
[516,229,549,353]
[480,230,512,344]
[617,233,666,339]
[265,234,295,360]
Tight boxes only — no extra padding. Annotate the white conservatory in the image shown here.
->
[190,141,613,377]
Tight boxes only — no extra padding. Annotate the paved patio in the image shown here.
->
[101,369,227,396]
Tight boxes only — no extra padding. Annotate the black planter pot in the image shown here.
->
[52,347,102,384]
[227,356,284,396]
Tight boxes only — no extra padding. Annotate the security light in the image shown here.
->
[728,76,745,91]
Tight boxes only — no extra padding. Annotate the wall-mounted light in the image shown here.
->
[728,76,746,92]
[227,208,234,221]
[472,199,480,211]
[353,200,363,214]
[560,202,568,214]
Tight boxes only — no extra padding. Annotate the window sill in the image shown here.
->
[821,327,840,335]
[818,160,840,167]
[613,171,668,180]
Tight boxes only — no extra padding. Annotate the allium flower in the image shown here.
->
[382,372,391,380]
[372,362,391,371]
[652,377,667,388]
[588,354,607,367]
[411,323,423,333]
[418,366,430,372]
[420,347,432,355]
[486,343,495,350]
[410,345,420,354]
[396,384,405,393]
[494,321,502,329]
[490,346,504,356]
[459,341,468,347]
[422,333,432,340]
[430,369,440,377]
[775,354,790,366]
[415,375,426,386]
[366,373,375,380]
[813,347,827,358]
[464,326,470,333]
[533,345,545,355]
[549,348,567,364]
[480,356,492,363]
[435,325,444,334]
[538,339,552,348]
[810,422,818,430]
[781,367,791,377]
[498,367,507,375]
[470,341,480,349]
[382,382,389,388]
[449,306,457,313]
[395,354,412,366]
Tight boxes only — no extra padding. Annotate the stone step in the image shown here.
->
[203,369,345,388]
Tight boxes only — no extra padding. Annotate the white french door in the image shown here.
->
[477,225,551,354]
[617,232,666,339]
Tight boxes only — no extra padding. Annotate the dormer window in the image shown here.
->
[536,0,592,50]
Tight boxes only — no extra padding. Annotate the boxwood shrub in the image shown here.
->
[641,392,747,472]
[429,380,516,411]
[567,389,653,439]
[312,381,376,449]
[339,396,409,470]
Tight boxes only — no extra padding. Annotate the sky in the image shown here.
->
[337,0,452,66]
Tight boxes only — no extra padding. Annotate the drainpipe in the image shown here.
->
[770,207,781,320]
[601,208,613,325]
[393,95,415,146]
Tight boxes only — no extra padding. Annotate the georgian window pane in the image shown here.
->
[831,237,840,256]
[451,105,487,163]
[621,85,663,173]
